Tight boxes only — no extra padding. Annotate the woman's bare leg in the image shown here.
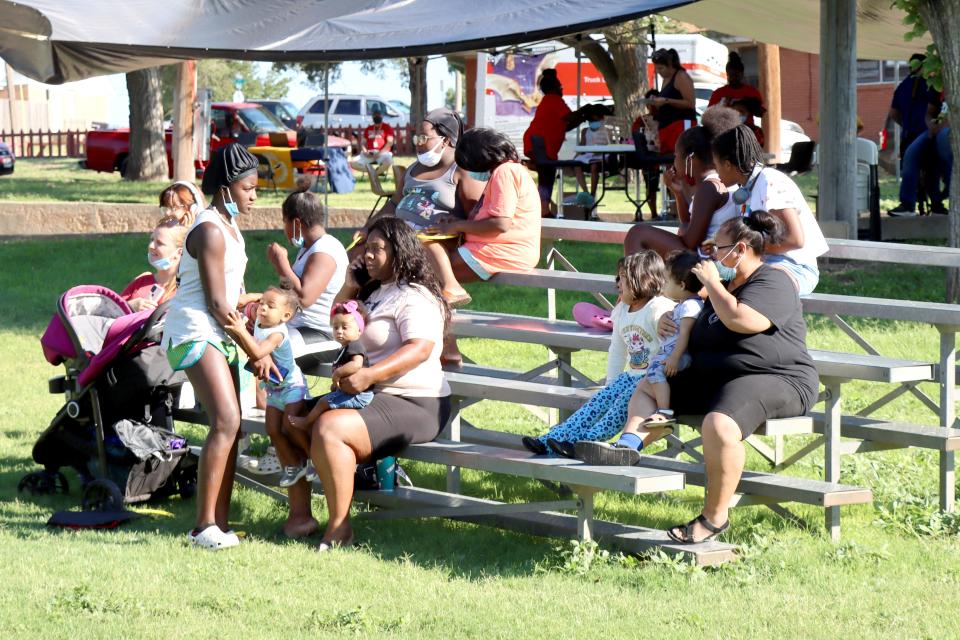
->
[185,349,241,532]
[424,239,467,297]
[624,224,689,258]
[310,408,373,544]
[440,252,482,363]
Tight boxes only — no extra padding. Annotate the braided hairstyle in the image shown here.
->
[717,210,784,254]
[711,124,765,175]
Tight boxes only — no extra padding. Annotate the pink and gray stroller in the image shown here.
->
[19,285,194,511]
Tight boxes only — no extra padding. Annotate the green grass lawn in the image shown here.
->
[2,231,960,638]
[2,157,906,217]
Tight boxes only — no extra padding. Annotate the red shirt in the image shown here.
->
[708,83,764,126]
[362,123,395,152]
[523,94,571,160]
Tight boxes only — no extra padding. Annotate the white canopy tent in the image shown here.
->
[665,0,929,60]
[0,0,690,84]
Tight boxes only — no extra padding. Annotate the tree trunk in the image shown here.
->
[919,0,960,302]
[125,67,167,181]
[407,57,428,129]
[562,23,649,124]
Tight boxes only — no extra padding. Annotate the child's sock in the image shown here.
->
[615,432,644,451]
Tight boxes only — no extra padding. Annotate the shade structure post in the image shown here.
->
[817,0,858,238]
[172,60,197,182]
[323,62,330,226]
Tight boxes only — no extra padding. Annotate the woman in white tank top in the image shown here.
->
[625,107,743,258]
[162,143,261,550]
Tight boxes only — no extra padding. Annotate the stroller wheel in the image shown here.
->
[81,479,124,512]
[18,470,70,496]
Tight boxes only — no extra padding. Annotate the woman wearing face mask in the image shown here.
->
[352,109,485,273]
[625,106,741,258]
[122,216,188,312]
[730,97,766,147]
[628,213,818,543]
[712,125,827,295]
[162,142,265,550]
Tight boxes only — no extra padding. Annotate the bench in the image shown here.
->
[174,404,743,564]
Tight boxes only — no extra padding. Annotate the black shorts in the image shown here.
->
[358,393,452,459]
[669,369,813,439]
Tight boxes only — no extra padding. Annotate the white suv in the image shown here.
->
[298,94,409,131]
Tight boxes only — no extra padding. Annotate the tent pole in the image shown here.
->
[323,62,330,226]
[818,0,858,238]
[576,34,582,111]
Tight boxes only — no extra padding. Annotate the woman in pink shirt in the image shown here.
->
[425,128,541,307]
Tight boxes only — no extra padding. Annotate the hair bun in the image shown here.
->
[744,210,783,242]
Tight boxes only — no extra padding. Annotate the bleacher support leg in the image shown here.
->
[823,378,842,542]
[574,487,595,542]
[939,329,956,511]
[446,396,462,494]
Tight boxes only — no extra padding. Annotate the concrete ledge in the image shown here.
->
[0,201,370,237]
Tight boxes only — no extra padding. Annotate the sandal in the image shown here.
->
[188,525,240,550]
[443,290,473,309]
[642,409,676,427]
[666,514,729,544]
[316,535,354,553]
[239,447,281,475]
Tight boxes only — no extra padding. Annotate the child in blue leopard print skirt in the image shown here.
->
[521,251,676,457]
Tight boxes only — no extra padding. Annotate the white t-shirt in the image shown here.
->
[606,296,676,382]
[360,282,451,397]
[744,167,828,268]
[288,233,348,334]
[657,297,704,357]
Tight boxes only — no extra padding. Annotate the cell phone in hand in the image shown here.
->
[352,263,371,286]
[244,361,289,385]
[148,284,163,301]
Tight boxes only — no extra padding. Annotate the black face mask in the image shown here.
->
[372,116,383,124]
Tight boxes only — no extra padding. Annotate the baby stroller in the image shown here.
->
[19,285,195,512]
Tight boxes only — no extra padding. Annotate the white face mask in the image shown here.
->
[416,140,445,167]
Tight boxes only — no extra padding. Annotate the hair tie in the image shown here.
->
[331,300,365,333]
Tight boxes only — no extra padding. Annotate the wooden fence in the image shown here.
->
[322,124,416,156]
[0,129,87,159]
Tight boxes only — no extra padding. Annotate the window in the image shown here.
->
[308,98,328,114]
[334,99,361,115]
[366,100,386,116]
[211,109,228,135]
[857,59,912,85]
[237,107,285,132]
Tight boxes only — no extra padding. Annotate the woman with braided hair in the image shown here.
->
[625,106,742,258]
[711,124,827,295]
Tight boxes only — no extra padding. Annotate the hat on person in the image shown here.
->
[424,108,464,145]
[201,143,259,195]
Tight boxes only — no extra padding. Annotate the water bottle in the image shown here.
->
[375,456,396,491]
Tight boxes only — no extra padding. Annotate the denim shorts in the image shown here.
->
[764,254,819,296]
[324,389,374,410]
[645,352,692,385]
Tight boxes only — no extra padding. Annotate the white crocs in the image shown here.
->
[238,447,281,475]
[188,525,240,550]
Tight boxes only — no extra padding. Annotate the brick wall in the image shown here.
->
[778,48,894,143]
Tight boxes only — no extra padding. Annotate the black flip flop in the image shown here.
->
[666,514,729,544]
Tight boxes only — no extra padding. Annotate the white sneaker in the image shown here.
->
[188,525,240,550]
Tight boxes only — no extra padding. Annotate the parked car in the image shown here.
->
[297,94,409,131]
[251,99,300,130]
[85,102,297,177]
[0,141,14,175]
[388,100,411,117]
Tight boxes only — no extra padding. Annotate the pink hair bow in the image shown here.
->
[331,299,365,333]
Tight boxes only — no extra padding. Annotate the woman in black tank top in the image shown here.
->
[651,48,697,127]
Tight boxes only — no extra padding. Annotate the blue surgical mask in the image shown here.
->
[588,121,603,131]
[149,254,173,270]
[222,186,239,218]
[714,246,742,281]
[468,170,491,182]
[739,115,748,124]
[291,220,304,248]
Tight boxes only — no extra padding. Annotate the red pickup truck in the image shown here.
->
[84,102,298,176]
